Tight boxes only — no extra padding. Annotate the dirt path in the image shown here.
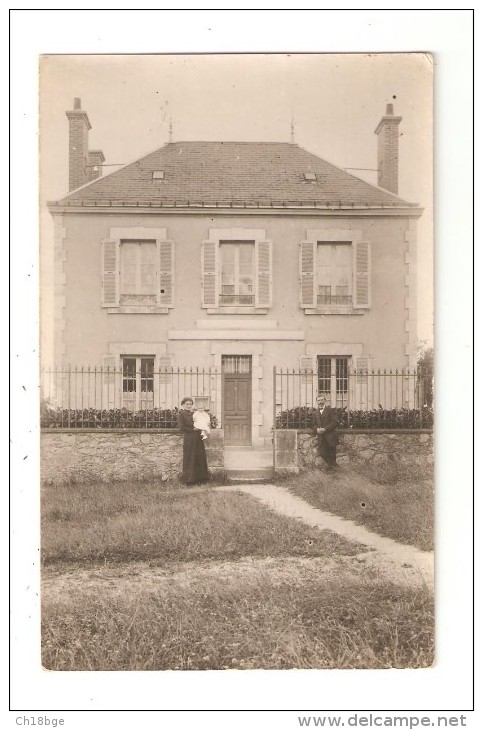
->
[218,484,434,589]
[42,483,433,601]
[42,549,428,606]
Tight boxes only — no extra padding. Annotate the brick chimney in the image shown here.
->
[374,103,402,194]
[87,150,106,182]
[66,98,91,191]
[66,98,105,191]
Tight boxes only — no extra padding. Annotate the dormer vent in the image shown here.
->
[304,172,317,181]
[152,171,165,180]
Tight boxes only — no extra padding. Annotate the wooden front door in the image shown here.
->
[222,356,252,445]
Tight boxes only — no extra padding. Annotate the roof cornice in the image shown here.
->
[47,203,424,218]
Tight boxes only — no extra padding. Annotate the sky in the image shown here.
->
[40,52,434,353]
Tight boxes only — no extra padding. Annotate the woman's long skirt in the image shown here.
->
[182,431,209,484]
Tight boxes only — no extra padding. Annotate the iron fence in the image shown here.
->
[40,366,222,429]
[274,367,433,430]
[40,364,434,431]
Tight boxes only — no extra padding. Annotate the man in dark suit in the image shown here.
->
[312,394,339,469]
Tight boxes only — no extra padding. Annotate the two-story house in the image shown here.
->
[47,99,422,447]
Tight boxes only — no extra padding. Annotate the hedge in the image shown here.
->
[41,407,218,430]
[275,406,433,430]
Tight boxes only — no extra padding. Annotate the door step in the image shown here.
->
[224,448,273,471]
[226,469,274,484]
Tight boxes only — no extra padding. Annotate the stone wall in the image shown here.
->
[297,430,433,470]
[41,428,432,484]
[274,430,298,473]
[41,429,224,485]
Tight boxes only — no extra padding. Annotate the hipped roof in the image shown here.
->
[51,141,418,210]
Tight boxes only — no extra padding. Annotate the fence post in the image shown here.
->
[347,370,351,429]
[67,366,71,428]
[273,366,277,472]
[419,373,424,429]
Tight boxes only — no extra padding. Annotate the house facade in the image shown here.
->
[47,99,422,447]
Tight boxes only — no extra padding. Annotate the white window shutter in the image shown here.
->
[102,355,117,384]
[255,239,272,307]
[157,355,173,385]
[299,355,316,401]
[157,239,174,307]
[201,240,218,308]
[101,240,120,307]
[355,357,369,384]
[299,355,315,373]
[158,355,172,369]
[300,241,316,307]
[353,241,371,308]
[101,355,118,410]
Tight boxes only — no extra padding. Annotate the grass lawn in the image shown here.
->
[42,481,363,565]
[42,567,433,671]
[280,462,434,551]
[41,479,434,670]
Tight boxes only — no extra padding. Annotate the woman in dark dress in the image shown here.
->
[178,397,209,484]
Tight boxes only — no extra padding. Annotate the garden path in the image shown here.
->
[217,484,434,589]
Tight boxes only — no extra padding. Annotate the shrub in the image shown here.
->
[276,406,433,430]
[417,347,434,408]
[41,407,218,430]
[275,406,315,430]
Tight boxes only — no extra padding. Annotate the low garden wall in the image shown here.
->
[297,430,433,470]
[41,429,224,485]
[41,428,432,484]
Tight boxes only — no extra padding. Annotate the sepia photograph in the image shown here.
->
[8,7,477,719]
[38,51,435,673]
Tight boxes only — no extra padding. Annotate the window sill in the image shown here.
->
[304,307,366,315]
[206,307,269,315]
[108,306,169,314]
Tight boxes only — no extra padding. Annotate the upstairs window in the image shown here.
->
[201,231,272,311]
[101,228,174,311]
[317,242,352,306]
[300,231,370,312]
[220,242,255,306]
[120,240,157,305]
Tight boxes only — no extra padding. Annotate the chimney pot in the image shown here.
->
[74,97,81,110]
[386,103,394,115]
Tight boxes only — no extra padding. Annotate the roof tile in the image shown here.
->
[55,142,416,208]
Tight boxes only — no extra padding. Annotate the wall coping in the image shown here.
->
[291,428,433,435]
[41,428,433,435]
[41,428,181,434]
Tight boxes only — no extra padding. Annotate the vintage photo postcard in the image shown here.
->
[38,52,434,676]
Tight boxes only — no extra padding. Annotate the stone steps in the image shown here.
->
[226,468,274,484]
[224,447,273,471]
